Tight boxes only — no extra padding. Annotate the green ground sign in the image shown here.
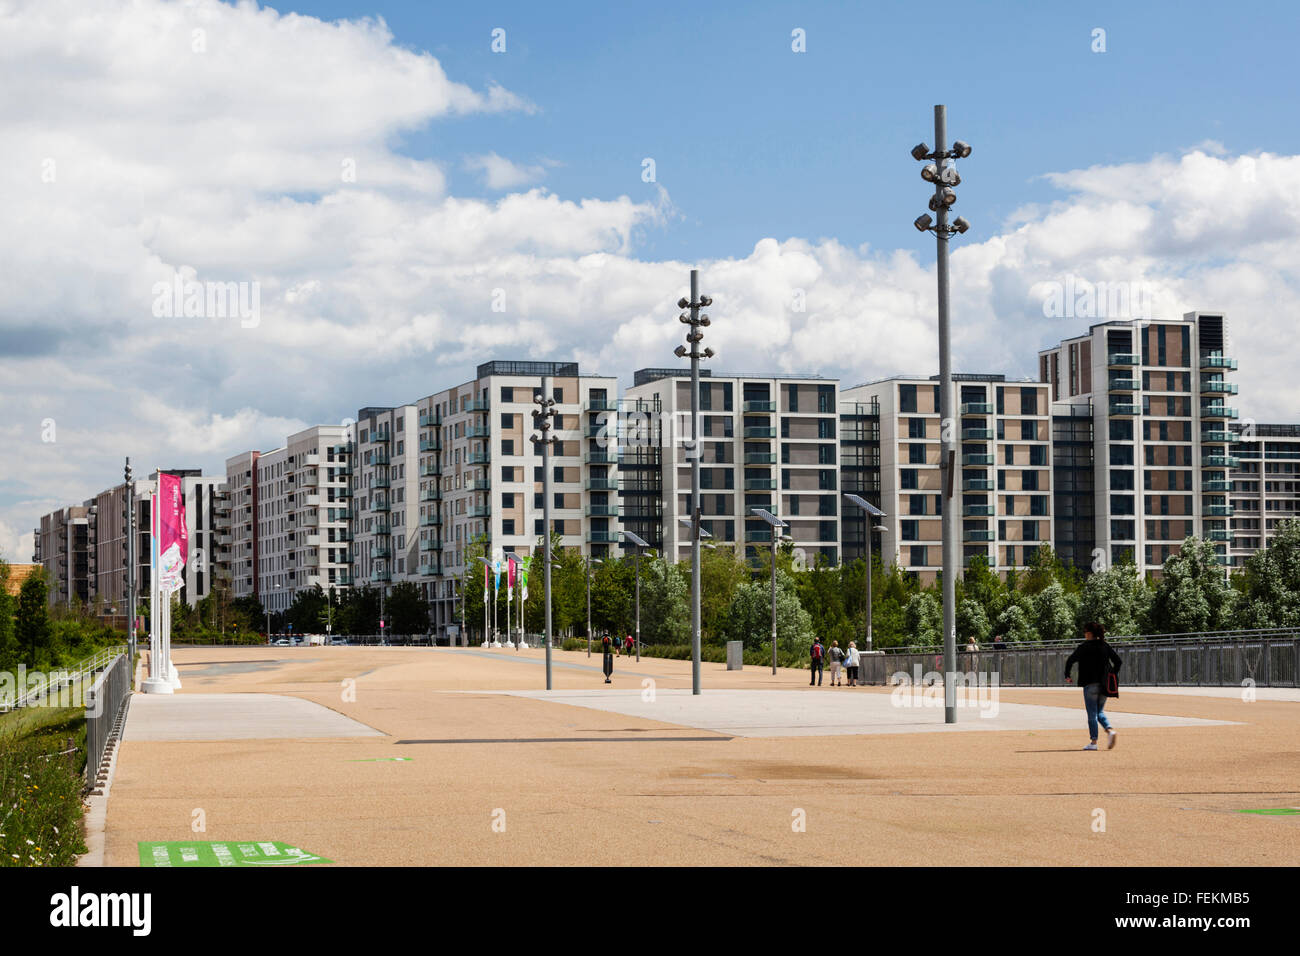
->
[1237,808,1300,815]
[139,841,333,867]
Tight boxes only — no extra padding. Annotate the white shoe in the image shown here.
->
[1083,743,1098,751]
[1107,730,1117,750]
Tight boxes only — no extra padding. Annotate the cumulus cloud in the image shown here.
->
[2,0,1298,561]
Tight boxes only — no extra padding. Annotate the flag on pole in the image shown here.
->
[493,558,501,596]
[156,473,188,594]
[483,562,490,606]
[520,555,531,601]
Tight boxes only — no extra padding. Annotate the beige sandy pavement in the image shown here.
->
[98,645,1300,866]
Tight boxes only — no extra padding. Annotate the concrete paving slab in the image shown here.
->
[124,693,385,741]
[497,688,1237,737]
[1019,686,1300,702]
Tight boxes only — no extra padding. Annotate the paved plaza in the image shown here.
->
[94,645,1300,867]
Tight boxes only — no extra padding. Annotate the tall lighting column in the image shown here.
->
[911,104,972,724]
[844,494,886,652]
[674,270,713,696]
[530,376,559,689]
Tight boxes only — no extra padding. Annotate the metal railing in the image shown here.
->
[84,653,131,785]
[0,643,126,712]
[859,628,1300,687]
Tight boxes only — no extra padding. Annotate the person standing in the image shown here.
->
[828,640,845,686]
[809,637,824,686]
[601,635,614,684]
[1064,622,1122,751]
[845,641,861,687]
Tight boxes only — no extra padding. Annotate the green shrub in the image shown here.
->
[0,709,89,867]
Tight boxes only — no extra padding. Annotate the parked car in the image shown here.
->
[273,639,290,646]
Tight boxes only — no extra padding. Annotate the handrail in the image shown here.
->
[879,628,1300,654]
[0,643,126,711]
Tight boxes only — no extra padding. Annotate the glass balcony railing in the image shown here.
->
[962,428,994,441]
[744,478,777,490]
[743,426,776,438]
[962,505,995,516]
[960,402,993,415]
[962,478,994,491]
[743,400,776,413]
[1107,377,1140,392]
[744,453,777,464]
[1201,404,1238,419]
[1200,352,1238,371]
[1201,455,1240,469]
[962,453,994,466]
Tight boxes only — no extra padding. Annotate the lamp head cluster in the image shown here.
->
[676,290,715,362]
[911,138,972,238]
[529,391,558,446]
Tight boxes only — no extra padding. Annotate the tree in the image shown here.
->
[956,597,990,645]
[1235,519,1300,627]
[902,591,942,646]
[385,581,430,634]
[590,557,633,638]
[796,553,854,646]
[0,557,17,673]
[1076,560,1150,637]
[15,569,52,666]
[994,600,1036,643]
[700,546,749,644]
[724,570,813,653]
[1033,581,1079,644]
[1147,536,1236,634]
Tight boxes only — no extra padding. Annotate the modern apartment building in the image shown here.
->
[222,451,260,601]
[841,374,1053,583]
[1039,312,1238,573]
[351,404,420,605]
[1228,423,1300,568]
[33,505,92,606]
[400,361,621,637]
[622,369,843,567]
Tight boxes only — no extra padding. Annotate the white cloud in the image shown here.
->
[2,0,1299,560]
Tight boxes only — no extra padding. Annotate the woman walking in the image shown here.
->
[845,641,861,687]
[828,640,845,686]
[1064,622,1122,751]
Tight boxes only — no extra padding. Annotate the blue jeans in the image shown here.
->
[1083,683,1112,740]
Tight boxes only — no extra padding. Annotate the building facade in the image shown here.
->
[1228,423,1300,568]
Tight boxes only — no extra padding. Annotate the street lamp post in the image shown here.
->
[911,104,972,724]
[845,494,887,652]
[675,270,713,696]
[751,509,788,675]
[531,376,559,690]
[585,556,603,656]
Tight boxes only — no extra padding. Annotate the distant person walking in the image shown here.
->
[809,637,824,686]
[845,641,861,687]
[992,633,1007,651]
[829,640,845,686]
[1064,622,1122,751]
[601,635,614,683]
[624,634,634,656]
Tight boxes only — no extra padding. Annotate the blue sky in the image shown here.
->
[286,0,1300,263]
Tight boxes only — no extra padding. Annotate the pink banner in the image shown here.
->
[157,473,188,593]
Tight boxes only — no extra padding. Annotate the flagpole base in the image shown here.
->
[141,678,173,694]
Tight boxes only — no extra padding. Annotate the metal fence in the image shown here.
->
[84,653,131,786]
[859,629,1300,688]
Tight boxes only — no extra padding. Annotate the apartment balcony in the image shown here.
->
[374,522,392,535]
[963,529,996,542]
[420,438,441,452]
[962,505,995,517]
[586,398,618,411]
[302,494,321,508]
[467,477,492,491]
[420,514,443,527]
[1201,455,1240,469]
[336,572,353,586]
[1204,505,1234,517]
[743,400,776,413]
[367,450,390,466]
[583,424,609,438]
[1203,479,1234,492]
[962,428,993,441]
[586,504,622,517]
[586,477,619,491]
[466,399,490,412]
[744,478,777,490]
[336,465,353,476]
[744,452,777,464]
[1107,377,1140,392]
[373,476,391,489]
[962,453,994,466]
[745,529,773,542]
[585,448,616,465]
[962,478,994,491]
[305,534,321,548]
[370,570,392,583]
[1206,529,1235,542]
[587,531,619,543]
[1202,430,1238,443]
[420,463,441,477]
[372,427,391,443]
[419,538,441,551]
[334,489,353,501]
[335,531,354,542]
[419,411,441,427]
[1201,404,1238,419]
[465,425,490,439]
[216,534,233,547]
[467,451,491,465]
[418,563,442,577]
[1200,352,1238,371]
[420,487,442,502]
[1108,402,1140,417]
[373,546,392,559]
[743,426,777,438]
[467,505,491,518]
[371,501,391,513]
[1107,352,1140,367]
[960,402,993,416]
[1201,380,1238,395]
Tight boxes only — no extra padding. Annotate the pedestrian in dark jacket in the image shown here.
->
[809,638,824,686]
[1064,622,1122,750]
